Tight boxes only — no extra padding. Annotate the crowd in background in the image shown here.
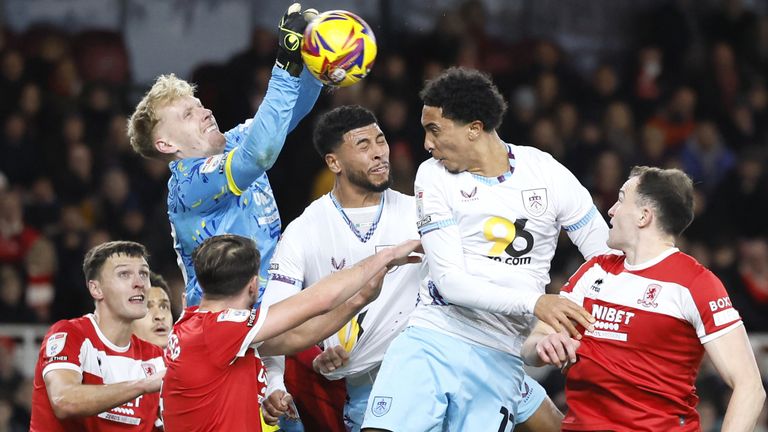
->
[1,0,767,430]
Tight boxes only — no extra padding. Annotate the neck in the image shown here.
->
[623,232,676,265]
[467,132,509,177]
[199,294,251,313]
[92,308,134,347]
[332,179,382,208]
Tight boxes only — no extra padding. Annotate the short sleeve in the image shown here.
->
[559,257,602,306]
[203,307,269,367]
[415,161,455,236]
[548,157,598,231]
[684,270,743,344]
[40,320,86,377]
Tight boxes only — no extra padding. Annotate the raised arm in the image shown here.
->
[704,326,766,432]
[43,368,164,419]
[256,240,421,355]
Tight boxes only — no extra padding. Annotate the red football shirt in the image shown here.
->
[560,249,742,432]
[30,314,165,432]
[161,306,270,432]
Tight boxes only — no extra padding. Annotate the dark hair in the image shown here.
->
[82,241,149,282]
[192,235,260,299]
[629,166,694,236]
[149,271,170,296]
[313,105,379,157]
[419,67,507,131]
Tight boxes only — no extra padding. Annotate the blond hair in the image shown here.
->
[127,74,196,160]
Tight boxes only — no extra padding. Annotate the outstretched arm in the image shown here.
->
[705,326,766,432]
[256,240,421,355]
[44,368,164,419]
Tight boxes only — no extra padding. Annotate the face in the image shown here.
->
[131,286,172,347]
[154,95,226,159]
[91,254,150,322]
[331,123,391,192]
[421,105,473,174]
[606,176,643,250]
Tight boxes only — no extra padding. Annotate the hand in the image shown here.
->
[533,294,595,339]
[312,345,350,374]
[261,389,298,425]
[359,268,387,303]
[141,368,166,394]
[275,3,318,77]
[535,331,581,370]
[385,239,423,268]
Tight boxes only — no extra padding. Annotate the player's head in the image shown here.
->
[419,67,507,173]
[131,272,173,348]
[607,166,694,250]
[128,74,226,161]
[83,241,150,321]
[313,105,391,192]
[193,235,260,303]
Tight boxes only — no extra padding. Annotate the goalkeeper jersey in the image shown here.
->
[167,67,321,306]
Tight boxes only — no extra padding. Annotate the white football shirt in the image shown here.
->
[263,189,427,379]
[412,143,609,355]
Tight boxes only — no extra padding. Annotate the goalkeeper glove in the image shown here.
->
[275,3,318,77]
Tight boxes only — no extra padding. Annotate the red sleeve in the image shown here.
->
[561,256,601,295]
[686,269,742,343]
[40,320,85,376]
[203,307,267,368]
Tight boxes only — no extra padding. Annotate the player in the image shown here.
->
[161,234,421,432]
[131,272,173,348]
[362,67,608,432]
[261,105,565,432]
[127,3,322,306]
[30,241,165,432]
[522,166,766,432]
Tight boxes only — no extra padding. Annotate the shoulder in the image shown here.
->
[130,335,165,358]
[283,195,331,233]
[385,189,416,207]
[415,158,446,179]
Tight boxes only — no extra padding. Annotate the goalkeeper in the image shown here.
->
[128,3,322,307]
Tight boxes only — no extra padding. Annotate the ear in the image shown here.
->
[154,138,176,155]
[638,207,653,229]
[325,153,341,174]
[467,120,484,141]
[246,275,260,298]
[88,280,104,301]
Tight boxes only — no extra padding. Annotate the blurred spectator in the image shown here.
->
[647,85,697,151]
[709,147,768,238]
[679,120,736,193]
[0,339,22,395]
[602,101,637,162]
[0,265,36,323]
[0,113,38,186]
[730,239,768,332]
[703,0,760,68]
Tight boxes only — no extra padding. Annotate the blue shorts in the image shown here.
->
[361,326,525,432]
[344,381,372,432]
[518,374,547,423]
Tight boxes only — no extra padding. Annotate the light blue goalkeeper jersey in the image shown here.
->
[167,66,322,306]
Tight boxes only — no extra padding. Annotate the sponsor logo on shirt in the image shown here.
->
[166,333,180,360]
[586,304,635,342]
[637,284,662,308]
[269,263,279,271]
[331,257,346,271]
[460,186,478,202]
[371,396,392,417]
[46,332,67,357]
[586,278,603,298]
[521,188,548,217]
[483,216,534,266]
[200,154,226,174]
[246,308,258,327]
[218,309,250,323]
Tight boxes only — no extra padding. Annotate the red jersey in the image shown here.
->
[161,306,270,432]
[560,249,742,432]
[30,314,165,432]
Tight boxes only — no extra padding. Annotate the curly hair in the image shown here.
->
[313,105,379,157]
[419,67,507,131]
[127,74,196,160]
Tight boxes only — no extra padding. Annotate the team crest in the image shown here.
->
[141,362,157,377]
[371,396,392,417]
[637,284,662,308]
[46,332,67,357]
[521,188,548,217]
[331,257,346,271]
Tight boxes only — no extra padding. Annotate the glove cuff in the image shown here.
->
[275,54,303,77]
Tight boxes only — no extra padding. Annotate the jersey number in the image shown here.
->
[483,217,534,257]
[497,405,515,432]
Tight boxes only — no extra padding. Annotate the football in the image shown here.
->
[301,10,377,87]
